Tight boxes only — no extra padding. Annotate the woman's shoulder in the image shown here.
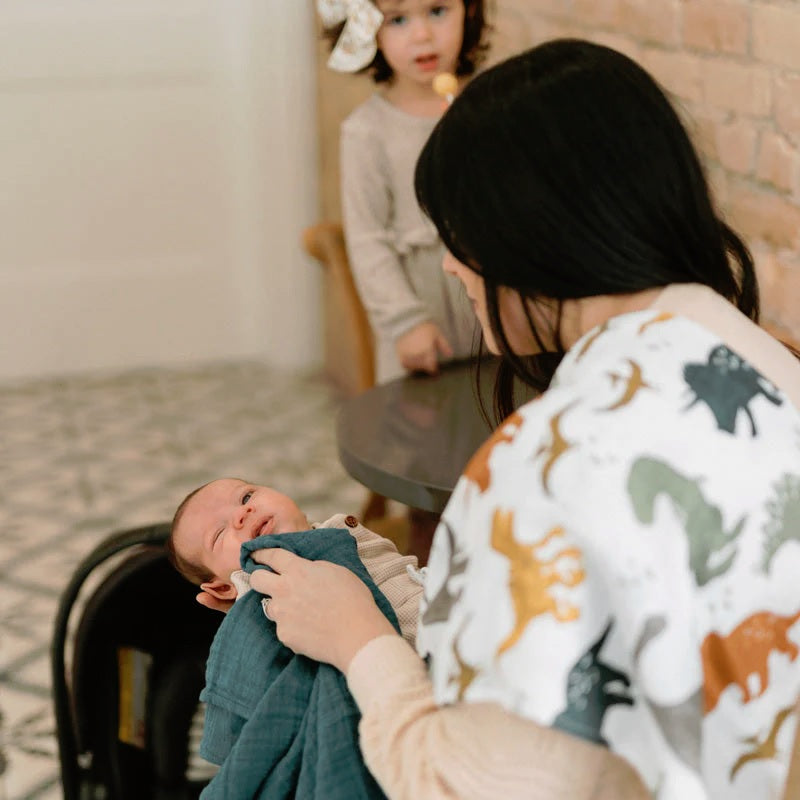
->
[556,307,719,384]
[559,304,800,412]
[463,311,745,465]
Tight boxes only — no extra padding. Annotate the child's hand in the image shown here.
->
[396,322,454,374]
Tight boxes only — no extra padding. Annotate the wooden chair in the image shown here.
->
[302,221,375,397]
[302,221,409,549]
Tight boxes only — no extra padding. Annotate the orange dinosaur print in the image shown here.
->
[638,312,674,335]
[463,412,524,493]
[730,705,795,780]
[534,406,575,494]
[576,321,611,361]
[604,360,652,411]
[701,608,800,713]
[491,510,584,655]
[451,628,479,700]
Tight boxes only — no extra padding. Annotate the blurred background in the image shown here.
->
[0,1,799,798]
[1,0,798,386]
[315,0,800,343]
[0,0,320,383]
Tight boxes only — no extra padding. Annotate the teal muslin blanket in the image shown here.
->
[199,527,397,800]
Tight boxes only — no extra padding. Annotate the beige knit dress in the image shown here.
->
[340,93,477,383]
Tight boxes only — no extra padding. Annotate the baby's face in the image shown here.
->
[174,479,310,583]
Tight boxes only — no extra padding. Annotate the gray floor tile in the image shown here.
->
[0,361,367,799]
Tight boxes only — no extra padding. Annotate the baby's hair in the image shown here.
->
[166,482,214,585]
[323,0,489,84]
[167,477,253,586]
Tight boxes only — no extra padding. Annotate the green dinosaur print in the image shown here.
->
[634,616,701,770]
[553,622,633,745]
[683,345,781,436]
[761,473,800,572]
[422,520,468,625]
[627,457,745,586]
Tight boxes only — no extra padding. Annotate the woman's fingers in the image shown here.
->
[249,548,307,596]
[250,547,301,571]
[247,555,397,671]
[249,568,277,597]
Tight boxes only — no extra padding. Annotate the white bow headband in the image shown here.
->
[317,0,384,73]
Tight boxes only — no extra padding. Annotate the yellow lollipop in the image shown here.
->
[433,72,458,106]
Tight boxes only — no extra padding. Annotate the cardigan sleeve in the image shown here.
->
[349,520,422,647]
[347,635,652,800]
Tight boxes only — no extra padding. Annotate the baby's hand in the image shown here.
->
[395,322,453,375]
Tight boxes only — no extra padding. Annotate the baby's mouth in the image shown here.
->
[255,517,275,537]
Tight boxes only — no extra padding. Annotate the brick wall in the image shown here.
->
[314,0,800,338]
[488,0,800,339]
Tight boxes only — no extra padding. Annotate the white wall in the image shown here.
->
[0,0,320,381]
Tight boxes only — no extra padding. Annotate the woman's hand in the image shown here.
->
[249,549,397,672]
[396,321,453,374]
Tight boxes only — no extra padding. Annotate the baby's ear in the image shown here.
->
[200,578,238,601]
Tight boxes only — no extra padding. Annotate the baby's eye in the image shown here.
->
[241,491,253,505]
[430,6,447,17]
[386,14,407,26]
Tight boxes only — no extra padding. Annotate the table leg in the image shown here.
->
[407,508,439,567]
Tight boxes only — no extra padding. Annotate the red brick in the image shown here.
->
[519,0,575,16]
[770,250,800,336]
[485,3,538,63]
[701,59,772,116]
[752,4,800,72]
[754,246,800,339]
[683,0,750,55]
[707,163,730,209]
[756,132,800,194]
[715,118,757,175]
[587,32,643,63]
[754,247,782,322]
[775,74,800,145]
[616,0,681,46]
[689,111,724,162]
[728,182,800,249]
[529,18,583,44]
[641,48,703,103]
[571,0,624,28]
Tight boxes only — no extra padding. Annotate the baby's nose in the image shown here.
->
[234,505,252,528]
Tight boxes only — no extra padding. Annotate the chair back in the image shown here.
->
[302,221,374,396]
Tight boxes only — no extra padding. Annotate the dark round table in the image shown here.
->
[336,358,500,513]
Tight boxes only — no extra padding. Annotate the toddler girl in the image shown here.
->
[318,0,489,382]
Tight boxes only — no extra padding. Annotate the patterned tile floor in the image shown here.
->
[0,361,367,799]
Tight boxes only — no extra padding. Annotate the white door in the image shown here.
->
[0,0,320,381]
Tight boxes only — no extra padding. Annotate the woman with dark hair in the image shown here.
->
[250,40,800,798]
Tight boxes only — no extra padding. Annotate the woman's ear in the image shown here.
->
[200,579,238,601]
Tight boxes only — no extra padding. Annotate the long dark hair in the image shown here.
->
[324,0,489,83]
[415,38,758,422]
